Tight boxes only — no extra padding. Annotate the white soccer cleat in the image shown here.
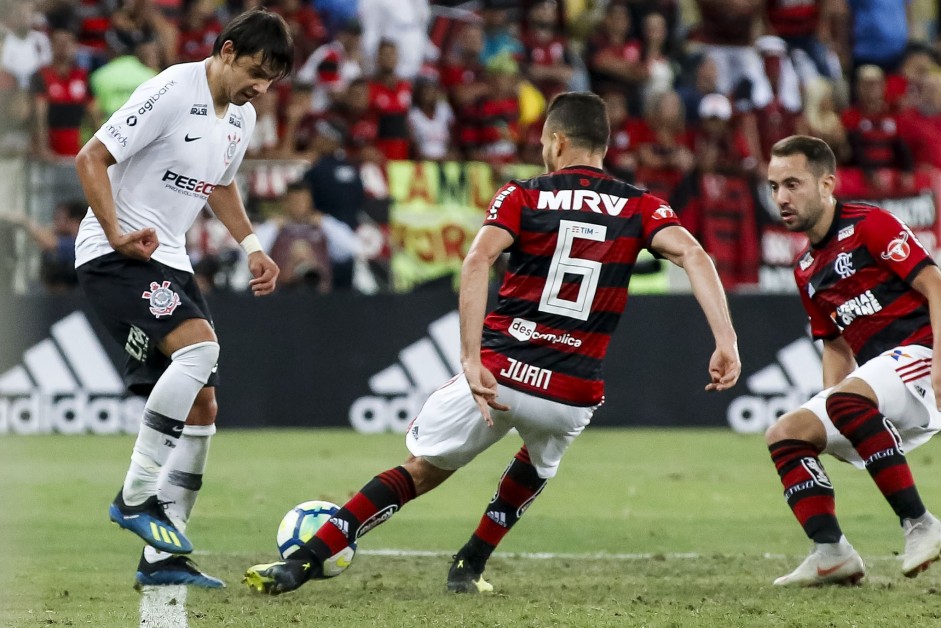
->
[774,539,865,587]
[902,512,941,577]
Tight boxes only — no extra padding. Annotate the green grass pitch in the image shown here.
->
[3,428,941,627]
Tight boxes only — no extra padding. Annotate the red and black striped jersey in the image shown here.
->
[794,202,935,364]
[480,165,682,406]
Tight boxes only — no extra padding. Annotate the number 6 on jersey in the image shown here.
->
[539,219,607,321]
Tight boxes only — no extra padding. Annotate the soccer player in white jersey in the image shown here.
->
[74,9,292,588]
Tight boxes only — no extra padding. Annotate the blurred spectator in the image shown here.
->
[89,37,158,118]
[245,91,280,159]
[359,0,433,79]
[296,18,363,115]
[31,28,98,160]
[274,0,328,68]
[408,77,455,160]
[328,77,381,162]
[847,0,912,72]
[764,0,841,80]
[0,199,85,293]
[74,0,119,59]
[106,0,179,68]
[602,91,642,180]
[0,67,31,155]
[302,117,365,232]
[898,73,941,171]
[479,0,523,66]
[1,0,51,89]
[522,0,575,99]
[695,0,773,109]
[641,11,675,101]
[750,35,807,161]
[841,64,914,190]
[314,0,360,35]
[885,43,939,111]
[266,182,333,293]
[677,53,719,124]
[466,52,521,164]
[585,2,646,115]
[634,89,694,199]
[803,77,850,162]
[439,20,489,112]
[186,207,240,293]
[692,93,756,176]
[176,0,222,63]
[368,40,412,160]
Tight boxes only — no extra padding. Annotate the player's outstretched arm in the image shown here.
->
[75,138,159,260]
[460,225,514,425]
[650,225,741,391]
[208,182,279,296]
[911,264,941,409]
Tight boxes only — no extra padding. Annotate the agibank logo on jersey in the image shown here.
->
[137,80,176,115]
[508,317,583,347]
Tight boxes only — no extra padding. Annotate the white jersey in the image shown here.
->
[75,60,257,272]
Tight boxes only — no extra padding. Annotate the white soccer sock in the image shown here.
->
[145,424,216,563]
[122,342,220,506]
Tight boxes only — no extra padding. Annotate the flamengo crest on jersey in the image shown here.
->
[794,202,935,364]
[75,61,257,274]
[481,166,682,406]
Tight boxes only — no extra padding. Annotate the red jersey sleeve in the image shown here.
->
[639,193,682,244]
[483,182,523,238]
[862,209,935,282]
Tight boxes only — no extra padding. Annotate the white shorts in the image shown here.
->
[801,345,941,468]
[405,374,596,479]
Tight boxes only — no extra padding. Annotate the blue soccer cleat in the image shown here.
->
[109,491,193,554]
[135,551,225,589]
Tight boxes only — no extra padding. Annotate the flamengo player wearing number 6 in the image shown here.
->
[74,9,292,588]
[243,91,742,595]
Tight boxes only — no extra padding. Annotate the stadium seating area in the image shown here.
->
[2,0,941,294]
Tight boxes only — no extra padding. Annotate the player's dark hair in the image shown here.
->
[213,8,293,80]
[771,135,836,178]
[545,91,610,153]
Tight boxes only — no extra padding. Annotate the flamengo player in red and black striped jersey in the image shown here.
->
[242,92,742,597]
[766,135,941,588]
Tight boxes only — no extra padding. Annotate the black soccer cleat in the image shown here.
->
[447,554,493,593]
[243,559,318,595]
[135,550,225,589]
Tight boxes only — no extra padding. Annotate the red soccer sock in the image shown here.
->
[769,439,843,543]
[461,447,547,567]
[827,392,926,521]
[305,466,416,566]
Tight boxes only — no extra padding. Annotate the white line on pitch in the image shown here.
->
[139,585,188,628]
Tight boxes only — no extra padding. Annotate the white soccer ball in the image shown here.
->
[276,500,356,577]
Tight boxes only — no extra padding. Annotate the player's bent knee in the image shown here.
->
[171,341,220,385]
[765,409,826,448]
[403,456,454,496]
[187,389,218,425]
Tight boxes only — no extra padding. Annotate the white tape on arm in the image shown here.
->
[240,233,262,255]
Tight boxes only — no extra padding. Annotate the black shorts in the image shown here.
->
[77,252,220,394]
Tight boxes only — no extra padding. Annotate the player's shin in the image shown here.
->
[827,393,927,522]
[457,447,547,571]
[123,342,219,505]
[769,439,843,543]
[145,423,215,563]
[298,465,417,576]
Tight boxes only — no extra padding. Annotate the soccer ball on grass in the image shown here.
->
[276,500,356,577]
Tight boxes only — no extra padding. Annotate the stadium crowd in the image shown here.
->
[1,0,940,294]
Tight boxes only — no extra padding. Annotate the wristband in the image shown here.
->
[240,233,262,255]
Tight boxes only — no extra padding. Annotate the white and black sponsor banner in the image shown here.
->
[0,291,812,434]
